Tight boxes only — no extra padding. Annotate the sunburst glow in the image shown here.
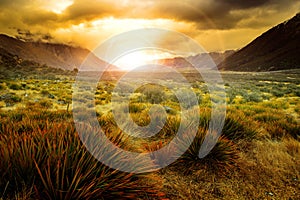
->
[39,0,73,14]
[113,50,173,70]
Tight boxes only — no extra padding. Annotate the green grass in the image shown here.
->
[0,69,299,199]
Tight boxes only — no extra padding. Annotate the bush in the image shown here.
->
[247,92,263,102]
[295,89,300,97]
[40,90,50,95]
[136,84,166,104]
[1,93,22,105]
[271,89,285,97]
[0,83,6,90]
[9,83,22,90]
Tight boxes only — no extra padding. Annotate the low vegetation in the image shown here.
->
[0,69,299,199]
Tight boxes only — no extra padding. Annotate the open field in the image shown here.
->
[0,69,299,199]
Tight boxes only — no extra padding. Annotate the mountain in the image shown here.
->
[0,34,114,71]
[0,46,76,79]
[218,13,300,71]
[186,51,235,68]
[157,51,234,70]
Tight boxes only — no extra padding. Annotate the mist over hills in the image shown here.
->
[218,13,300,71]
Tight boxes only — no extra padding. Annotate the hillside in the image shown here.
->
[158,51,234,70]
[0,34,113,71]
[218,13,300,71]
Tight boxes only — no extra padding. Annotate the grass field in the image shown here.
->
[0,69,299,199]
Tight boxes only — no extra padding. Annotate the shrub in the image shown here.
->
[295,89,300,97]
[1,93,22,105]
[271,89,285,97]
[40,90,50,95]
[136,84,166,104]
[0,83,6,90]
[9,83,22,90]
[247,92,263,102]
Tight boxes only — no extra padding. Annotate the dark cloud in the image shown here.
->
[22,10,58,25]
[60,0,296,30]
[0,0,299,51]
[0,0,298,31]
[0,0,24,7]
[62,0,117,22]
[215,0,271,9]
[139,0,298,29]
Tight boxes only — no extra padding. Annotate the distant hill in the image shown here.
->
[218,13,300,71]
[0,47,75,79]
[157,51,234,70]
[0,34,114,71]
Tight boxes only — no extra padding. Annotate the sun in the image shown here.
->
[113,50,163,71]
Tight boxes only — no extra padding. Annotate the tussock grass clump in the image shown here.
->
[157,115,181,138]
[128,102,146,113]
[263,120,300,140]
[198,108,258,141]
[8,83,22,90]
[283,138,300,158]
[25,100,53,110]
[177,128,239,173]
[0,110,162,199]
[40,89,50,96]
[142,140,176,167]
[222,112,258,141]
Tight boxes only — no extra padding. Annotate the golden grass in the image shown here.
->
[0,71,299,199]
[158,139,300,199]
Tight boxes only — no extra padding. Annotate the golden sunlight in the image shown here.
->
[39,0,73,14]
[113,50,156,70]
[55,18,193,50]
[113,50,172,70]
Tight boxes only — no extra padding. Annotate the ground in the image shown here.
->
[0,69,299,199]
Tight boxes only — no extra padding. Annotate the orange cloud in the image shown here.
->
[0,0,299,52]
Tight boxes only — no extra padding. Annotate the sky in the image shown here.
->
[0,0,299,54]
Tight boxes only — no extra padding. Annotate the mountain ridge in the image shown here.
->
[218,13,300,71]
[157,50,235,70]
[0,34,113,71]
[1,11,299,73]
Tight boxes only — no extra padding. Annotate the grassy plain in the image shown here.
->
[0,68,299,199]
